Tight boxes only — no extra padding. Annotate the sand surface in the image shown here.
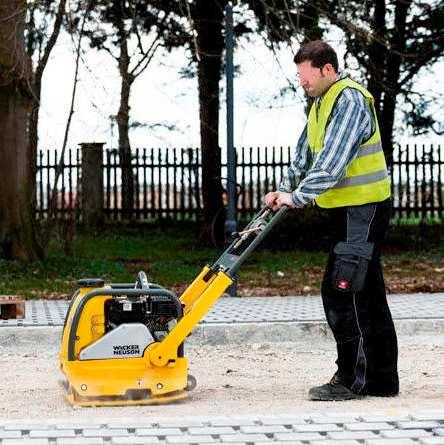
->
[0,333,443,420]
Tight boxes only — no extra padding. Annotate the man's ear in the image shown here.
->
[323,63,336,75]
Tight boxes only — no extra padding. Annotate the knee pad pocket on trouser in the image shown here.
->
[332,241,374,293]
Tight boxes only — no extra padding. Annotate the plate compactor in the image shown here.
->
[59,207,287,406]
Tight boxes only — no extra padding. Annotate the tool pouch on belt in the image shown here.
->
[332,241,374,292]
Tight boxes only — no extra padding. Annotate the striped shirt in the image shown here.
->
[279,74,376,208]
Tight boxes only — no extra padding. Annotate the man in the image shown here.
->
[265,40,399,401]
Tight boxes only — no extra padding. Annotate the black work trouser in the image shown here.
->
[321,198,399,395]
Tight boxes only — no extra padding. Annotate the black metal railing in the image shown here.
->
[36,144,444,221]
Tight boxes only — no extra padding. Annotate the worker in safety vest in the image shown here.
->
[265,40,399,401]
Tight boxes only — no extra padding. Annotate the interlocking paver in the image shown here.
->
[239,425,288,434]
[413,413,444,421]
[3,439,50,445]
[274,432,324,441]
[259,416,308,425]
[166,435,216,443]
[294,424,342,432]
[343,422,394,431]
[327,430,379,440]
[135,428,182,436]
[81,428,128,437]
[29,429,76,438]
[310,416,358,424]
[309,440,360,445]
[110,437,161,444]
[397,421,442,429]
[380,428,432,438]
[208,419,256,427]
[3,424,51,431]
[188,427,236,435]
[106,422,151,429]
[156,420,206,428]
[0,430,22,438]
[420,438,444,445]
[358,415,410,422]
[56,424,103,430]
[219,433,269,442]
[57,438,105,445]
[366,440,417,445]
[14,293,444,326]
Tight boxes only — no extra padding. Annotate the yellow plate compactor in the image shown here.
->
[60,207,287,406]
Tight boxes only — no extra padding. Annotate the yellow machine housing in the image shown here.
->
[59,207,286,406]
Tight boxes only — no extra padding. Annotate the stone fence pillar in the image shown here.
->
[80,142,105,227]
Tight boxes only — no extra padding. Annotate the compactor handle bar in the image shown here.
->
[212,206,288,277]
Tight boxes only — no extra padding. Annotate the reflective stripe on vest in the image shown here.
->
[307,77,391,208]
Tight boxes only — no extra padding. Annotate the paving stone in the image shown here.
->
[309,416,358,424]
[366,440,417,445]
[219,433,269,442]
[106,422,151,429]
[413,413,444,421]
[420,438,444,445]
[327,430,379,440]
[380,428,432,438]
[397,421,442,429]
[256,442,303,445]
[165,435,216,443]
[214,443,248,445]
[81,428,128,437]
[56,424,103,430]
[57,438,105,445]
[259,416,309,425]
[3,425,51,431]
[135,428,182,436]
[208,418,256,427]
[309,440,361,445]
[0,431,22,438]
[274,432,324,441]
[343,422,394,431]
[239,425,288,434]
[188,427,236,435]
[111,438,161,444]
[29,430,76,438]
[156,420,206,428]
[2,440,50,445]
[358,415,410,422]
[294,424,342,432]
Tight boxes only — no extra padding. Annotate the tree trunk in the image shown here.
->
[116,70,134,220]
[195,0,225,245]
[0,1,42,260]
[366,0,387,113]
[115,7,134,220]
[380,0,411,166]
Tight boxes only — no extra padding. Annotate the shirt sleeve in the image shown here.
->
[291,89,375,208]
[278,125,311,192]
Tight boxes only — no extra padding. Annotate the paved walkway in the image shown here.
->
[2,293,444,444]
[1,411,444,444]
[1,293,444,327]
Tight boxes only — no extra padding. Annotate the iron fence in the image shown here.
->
[36,144,444,221]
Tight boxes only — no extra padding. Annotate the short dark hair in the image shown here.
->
[293,40,339,72]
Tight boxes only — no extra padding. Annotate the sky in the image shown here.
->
[37,20,443,159]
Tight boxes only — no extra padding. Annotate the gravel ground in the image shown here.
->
[0,332,443,420]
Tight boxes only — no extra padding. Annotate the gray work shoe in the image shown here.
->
[308,374,363,401]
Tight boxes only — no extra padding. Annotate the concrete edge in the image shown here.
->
[2,318,444,347]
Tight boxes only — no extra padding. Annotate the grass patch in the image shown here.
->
[0,221,442,298]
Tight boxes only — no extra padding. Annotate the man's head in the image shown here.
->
[293,40,339,97]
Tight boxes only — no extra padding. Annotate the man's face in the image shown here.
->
[296,60,331,97]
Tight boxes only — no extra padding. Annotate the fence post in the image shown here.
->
[80,142,105,227]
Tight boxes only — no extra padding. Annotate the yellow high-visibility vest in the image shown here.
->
[307,77,391,208]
